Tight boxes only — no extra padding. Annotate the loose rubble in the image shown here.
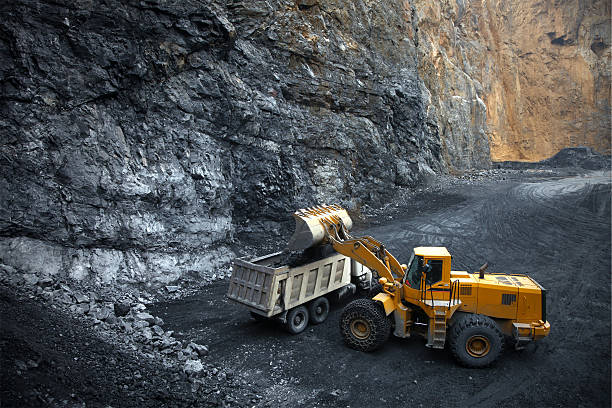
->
[0,264,264,407]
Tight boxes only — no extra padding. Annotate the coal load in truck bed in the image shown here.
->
[269,244,337,268]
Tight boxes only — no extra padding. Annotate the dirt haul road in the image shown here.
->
[152,170,611,408]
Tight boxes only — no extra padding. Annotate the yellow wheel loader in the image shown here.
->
[287,205,550,368]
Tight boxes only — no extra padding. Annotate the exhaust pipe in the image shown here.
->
[479,262,489,279]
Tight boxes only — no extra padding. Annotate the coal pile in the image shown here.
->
[495,147,611,170]
[0,266,264,407]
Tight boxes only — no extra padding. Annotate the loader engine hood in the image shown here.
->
[468,273,547,323]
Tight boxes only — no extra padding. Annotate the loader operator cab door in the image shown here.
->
[405,255,424,288]
[404,256,444,290]
[424,260,443,285]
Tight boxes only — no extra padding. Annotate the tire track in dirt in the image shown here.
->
[152,171,611,408]
[359,171,611,407]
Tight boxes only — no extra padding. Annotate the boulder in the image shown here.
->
[151,325,165,337]
[135,312,155,325]
[114,303,131,317]
[23,274,39,286]
[189,342,209,357]
[59,293,74,305]
[95,307,113,321]
[183,360,204,376]
[134,320,149,329]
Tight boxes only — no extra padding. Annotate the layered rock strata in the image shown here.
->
[0,0,441,286]
[1,0,608,287]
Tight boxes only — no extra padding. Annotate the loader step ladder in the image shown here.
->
[512,322,534,350]
[426,307,448,349]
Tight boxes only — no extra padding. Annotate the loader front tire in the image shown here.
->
[448,314,504,368]
[340,299,391,352]
[308,297,330,325]
[285,306,309,334]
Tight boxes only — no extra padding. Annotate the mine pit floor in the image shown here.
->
[2,169,610,407]
[152,170,611,408]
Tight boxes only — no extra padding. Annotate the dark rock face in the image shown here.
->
[0,0,443,286]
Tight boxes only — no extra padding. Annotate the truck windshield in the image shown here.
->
[406,255,423,288]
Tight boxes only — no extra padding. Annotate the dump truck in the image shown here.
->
[226,243,373,334]
[286,205,551,367]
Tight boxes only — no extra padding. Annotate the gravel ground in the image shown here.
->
[1,167,610,407]
[152,169,611,408]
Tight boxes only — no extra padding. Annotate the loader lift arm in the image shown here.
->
[326,224,405,285]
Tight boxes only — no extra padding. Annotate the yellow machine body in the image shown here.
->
[408,247,550,341]
[288,206,550,351]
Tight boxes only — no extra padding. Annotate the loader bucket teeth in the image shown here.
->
[286,205,353,251]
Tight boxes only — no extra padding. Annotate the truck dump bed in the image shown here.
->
[227,251,351,317]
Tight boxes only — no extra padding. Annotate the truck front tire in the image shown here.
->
[448,314,504,368]
[340,299,391,352]
[285,306,309,334]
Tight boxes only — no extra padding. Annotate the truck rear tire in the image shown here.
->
[448,314,504,368]
[340,298,391,352]
[308,297,330,325]
[284,306,309,334]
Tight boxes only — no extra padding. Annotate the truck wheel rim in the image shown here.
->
[350,319,371,339]
[466,335,491,357]
[293,313,304,326]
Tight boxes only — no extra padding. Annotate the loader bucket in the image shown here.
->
[286,205,353,251]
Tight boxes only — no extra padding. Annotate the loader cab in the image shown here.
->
[404,247,452,289]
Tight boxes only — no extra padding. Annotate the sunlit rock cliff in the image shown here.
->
[414,0,610,162]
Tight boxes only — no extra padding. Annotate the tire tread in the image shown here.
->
[339,298,391,352]
[448,313,504,368]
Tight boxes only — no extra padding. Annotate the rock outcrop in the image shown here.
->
[414,0,611,162]
[1,0,609,287]
[0,0,440,286]
[413,0,492,171]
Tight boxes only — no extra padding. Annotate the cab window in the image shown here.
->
[425,260,443,285]
[407,255,423,288]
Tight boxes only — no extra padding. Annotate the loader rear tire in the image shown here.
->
[340,299,391,352]
[284,306,309,334]
[308,297,330,325]
[449,314,504,368]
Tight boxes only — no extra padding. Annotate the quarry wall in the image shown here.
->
[0,0,609,286]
